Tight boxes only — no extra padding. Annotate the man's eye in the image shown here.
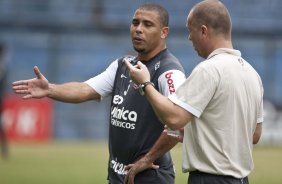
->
[132,21,139,26]
[144,23,153,27]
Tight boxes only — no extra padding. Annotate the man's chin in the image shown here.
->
[133,47,146,54]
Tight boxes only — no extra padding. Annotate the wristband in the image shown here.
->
[139,81,155,96]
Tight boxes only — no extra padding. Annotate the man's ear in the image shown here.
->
[161,27,169,39]
[201,25,208,37]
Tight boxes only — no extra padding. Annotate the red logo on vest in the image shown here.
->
[165,72,176,94]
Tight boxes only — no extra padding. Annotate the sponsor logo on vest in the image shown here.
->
[110,159,127,175]
[120,74,127,79]
[111,96,137,129]
[155,61,160,70]
[165,71,176,94]
[113,95,123,105]
[124,80,132,96]
[111,107,137,122]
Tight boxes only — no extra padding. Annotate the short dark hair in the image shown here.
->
[138,3,169,27]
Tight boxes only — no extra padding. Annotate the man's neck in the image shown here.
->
[138,46,167,62]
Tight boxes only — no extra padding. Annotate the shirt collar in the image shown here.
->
[207,48,241,59]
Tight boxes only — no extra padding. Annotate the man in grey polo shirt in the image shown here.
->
[125,0,263,184]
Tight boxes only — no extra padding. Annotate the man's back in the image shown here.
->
[182,48,263,178]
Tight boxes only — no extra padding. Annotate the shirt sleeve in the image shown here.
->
[158,69,186,97]
[168,65,217,118]
[84,59,118,99]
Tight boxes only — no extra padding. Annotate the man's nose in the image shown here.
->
[135,24,143,33]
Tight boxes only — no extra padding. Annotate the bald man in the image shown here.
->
[125,0,263,184]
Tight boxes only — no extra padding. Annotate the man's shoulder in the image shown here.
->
[159,54,185,73]
[160,49,179,62]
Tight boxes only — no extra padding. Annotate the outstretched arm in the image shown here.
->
[12,66,100,103]
[125,60,193,130]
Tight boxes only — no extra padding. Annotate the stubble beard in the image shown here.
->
[133,46,146,54]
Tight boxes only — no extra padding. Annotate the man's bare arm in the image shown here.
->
[125,60,193,130]
[12,66,100,103]
[253,123,262,144]
[125,131,179,184]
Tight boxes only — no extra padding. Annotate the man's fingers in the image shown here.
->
[151,164,160,170]
[13,89,29,94]
[12,80,28,87]
[12,84,28,90]
[124,60,135,71]
[34,66,43,79]
[127,174,135,184]
[136,61,146,69]
[13,66,44,87]
[124,164,137,184]
[125,164,133,171]
[22,94,33,100]
[124,173,129,184]
[124,171,135,184]
[124,60,142,72]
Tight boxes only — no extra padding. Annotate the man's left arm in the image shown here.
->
[124,69,186,184]
[124,128,179,184]
[253,123,262,144]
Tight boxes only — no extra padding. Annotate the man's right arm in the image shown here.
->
[253,123,262,144]
[12,66,101,103]
[47,82,100,103]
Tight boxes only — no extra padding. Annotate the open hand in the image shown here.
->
[12,66,49,99]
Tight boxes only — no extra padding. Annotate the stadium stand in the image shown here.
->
[0,0,281,143]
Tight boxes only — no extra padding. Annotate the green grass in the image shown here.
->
[0,142,281,184]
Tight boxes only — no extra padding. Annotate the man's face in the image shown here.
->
[187,13,205,58]
[130,9,164,55]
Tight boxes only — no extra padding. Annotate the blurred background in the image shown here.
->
[0,0,282,143]
[0,0,281,183]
